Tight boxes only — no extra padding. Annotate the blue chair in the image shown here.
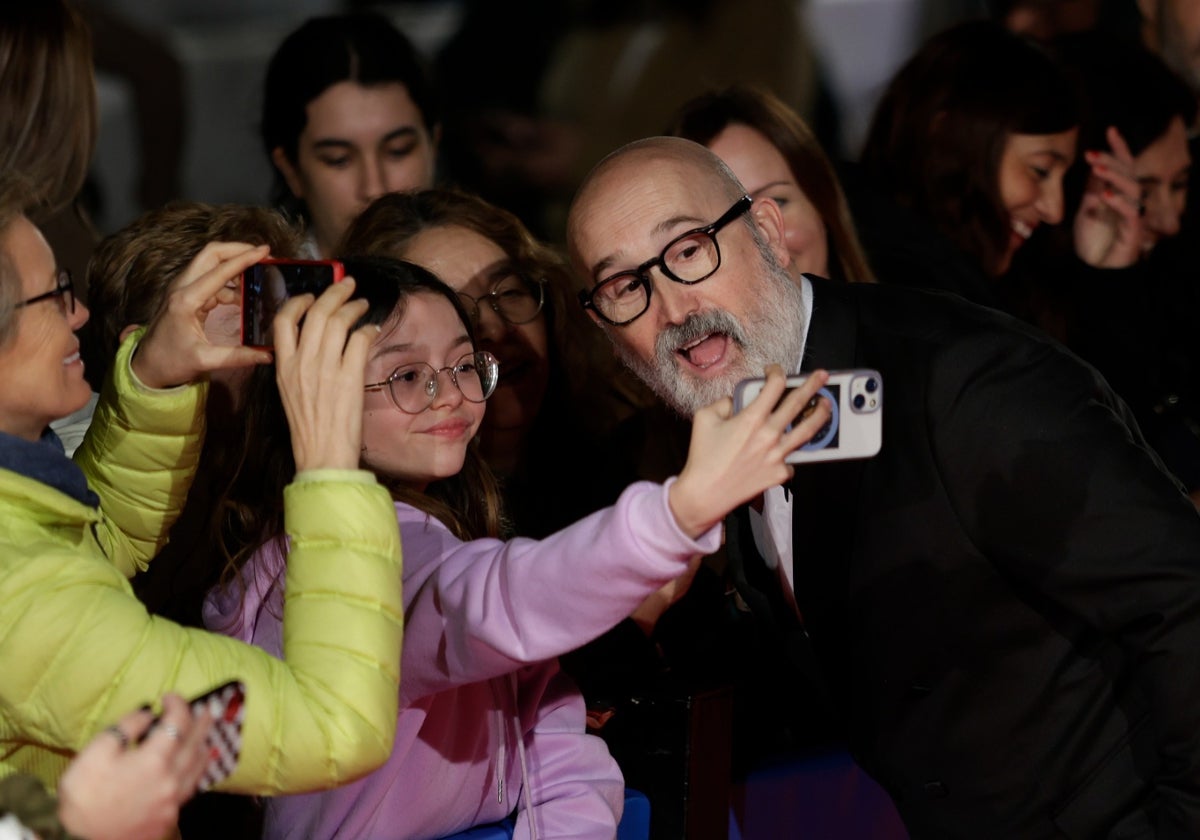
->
[440,789,651,840]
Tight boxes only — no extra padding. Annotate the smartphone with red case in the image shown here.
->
[241,258,345,348]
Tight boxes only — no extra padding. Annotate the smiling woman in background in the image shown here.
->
[261,12,440,258]
[855,21,1081,309]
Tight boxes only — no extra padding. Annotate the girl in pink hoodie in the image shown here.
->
[204,256,830,839]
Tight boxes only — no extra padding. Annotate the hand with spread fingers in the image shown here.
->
[669,365,832,537]
[132,242,276,389]
[272,277,377,472]
[57,694,212,840]
[1074,126,1145,269]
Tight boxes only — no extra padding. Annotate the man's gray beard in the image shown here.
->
[610,247,808,417]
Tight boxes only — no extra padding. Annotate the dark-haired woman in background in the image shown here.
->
[854,20,1080,309]
[261,12,440,258]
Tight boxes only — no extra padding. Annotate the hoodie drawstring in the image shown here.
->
[510,672,538,840]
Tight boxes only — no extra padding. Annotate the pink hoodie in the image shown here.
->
[203,480,720,839]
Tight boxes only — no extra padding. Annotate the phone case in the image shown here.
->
[240,259,345,349]
[141,680,246,791]
[192,680,246,791]
[733,369,883,463]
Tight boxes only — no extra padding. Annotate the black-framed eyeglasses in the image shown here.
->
[15,269,75,317]
[457,272,546,327]
[578,195,752,327]
[364,350,500,414]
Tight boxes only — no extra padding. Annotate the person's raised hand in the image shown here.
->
[273,277,376,472]
[1074,127,1144,269]
[57,693,212,840]
[132,242,273,388]
[668,366,831,538]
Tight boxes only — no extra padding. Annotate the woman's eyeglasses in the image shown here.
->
[15,269,75,317]
[364,351,500,414]
[457,273,545,327]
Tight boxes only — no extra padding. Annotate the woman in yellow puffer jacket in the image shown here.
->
[0,184,404,802]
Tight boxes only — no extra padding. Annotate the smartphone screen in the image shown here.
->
[241,259,344,348]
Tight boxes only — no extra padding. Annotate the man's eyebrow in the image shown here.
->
[312,138,353,150]
[311,127,418,151]
[589,213,707,284]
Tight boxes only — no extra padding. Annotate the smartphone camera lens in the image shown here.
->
[865,377,878,393]
[853,393,866,409]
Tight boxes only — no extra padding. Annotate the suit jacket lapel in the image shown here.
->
[800,274,860,373]
[790,277,867,680]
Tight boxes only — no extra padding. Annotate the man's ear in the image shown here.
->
[749,196,791,269]
[118,323,141,343]
[271,147,305,200]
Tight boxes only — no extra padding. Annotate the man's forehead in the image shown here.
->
[572,183,718,281]
[572,153,724,245]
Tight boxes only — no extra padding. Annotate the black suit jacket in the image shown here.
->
[728,276,1200,839]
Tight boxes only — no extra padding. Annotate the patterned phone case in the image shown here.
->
[189,680,246,791]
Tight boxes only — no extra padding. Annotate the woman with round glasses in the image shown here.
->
[339,188,642,536]
[204,254,833,839]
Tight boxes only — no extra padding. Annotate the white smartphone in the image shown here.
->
[732,369,883,463]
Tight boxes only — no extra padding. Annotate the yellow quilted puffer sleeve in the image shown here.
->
[73,329,206,578]
[0,475,403,795]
